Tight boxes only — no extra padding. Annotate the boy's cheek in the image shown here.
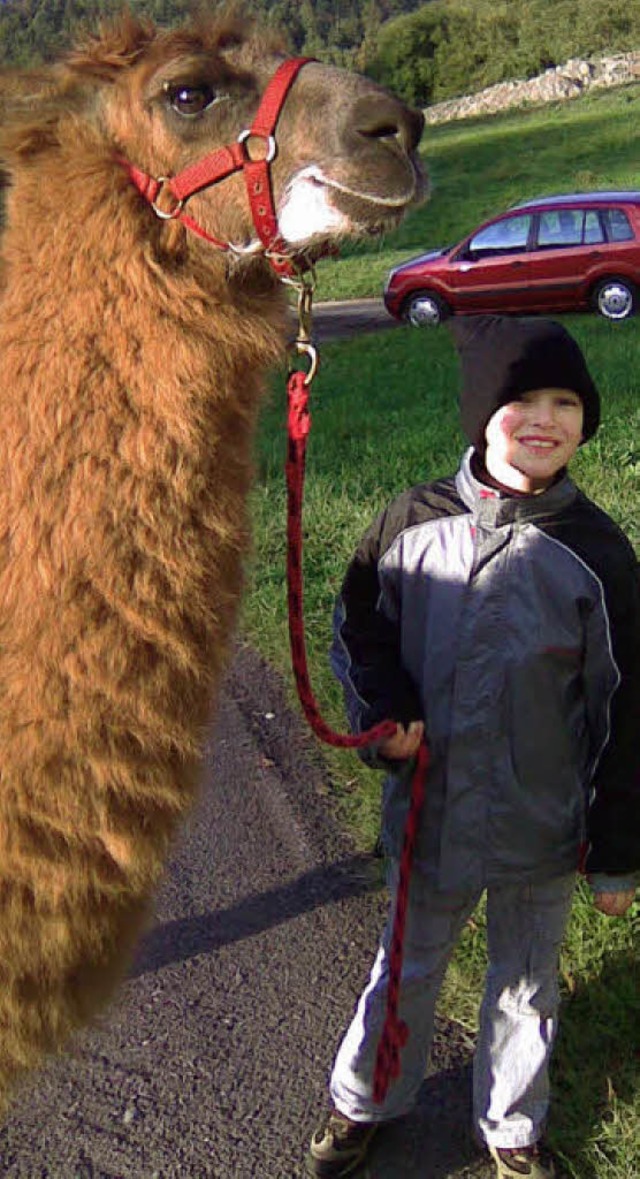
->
[490,405,525,443]
[493,406,524,440]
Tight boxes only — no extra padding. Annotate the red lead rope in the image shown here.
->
[285,365,430,1104]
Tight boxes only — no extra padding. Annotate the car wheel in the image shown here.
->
[403,290,450,327]
[592,277,636,321]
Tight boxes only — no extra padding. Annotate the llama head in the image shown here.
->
[4,5,425,267]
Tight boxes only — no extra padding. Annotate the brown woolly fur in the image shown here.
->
[0,4,424,1107]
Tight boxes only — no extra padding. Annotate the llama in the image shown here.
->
[0,4,424,1107]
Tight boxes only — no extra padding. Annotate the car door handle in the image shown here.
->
[589,251,603,258]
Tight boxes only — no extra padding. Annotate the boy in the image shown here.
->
[307,316,640,1179]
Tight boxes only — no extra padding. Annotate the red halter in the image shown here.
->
[122,57,314,277]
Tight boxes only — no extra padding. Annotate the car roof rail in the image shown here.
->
[509,190,640,211]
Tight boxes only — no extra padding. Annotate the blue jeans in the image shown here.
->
[330,865,575,1149]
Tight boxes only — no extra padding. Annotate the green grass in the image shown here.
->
[241,84,640,1177]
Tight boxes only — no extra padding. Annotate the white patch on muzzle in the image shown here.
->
[278,164,416,246]
[278,166,350,245]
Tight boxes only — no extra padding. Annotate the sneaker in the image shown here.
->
[306,1110,379,1177]
[489,1143,556,1178]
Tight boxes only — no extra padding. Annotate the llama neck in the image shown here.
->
[1,146,289,416]
[0,149,291,722]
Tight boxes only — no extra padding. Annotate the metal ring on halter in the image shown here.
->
[237,129,277,163]
[151,179,185,221]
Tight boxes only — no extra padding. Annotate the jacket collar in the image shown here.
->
[455,448,578,526]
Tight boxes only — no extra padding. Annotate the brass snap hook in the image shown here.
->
[285,264,317,383]
[290,339,319,386]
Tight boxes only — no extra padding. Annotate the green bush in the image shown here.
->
[370,0,640,107]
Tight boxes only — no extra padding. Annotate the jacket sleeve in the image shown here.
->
[585,541,640,876]
[330,505,423,751]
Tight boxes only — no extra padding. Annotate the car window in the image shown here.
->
[537,209,584,247]
[602,208,634,242]
[467,214,532,258]
[584,211,605,244]
[536,208,606,247]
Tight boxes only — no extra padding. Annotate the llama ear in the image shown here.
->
[0,119,60,161]
[64,9,156,82]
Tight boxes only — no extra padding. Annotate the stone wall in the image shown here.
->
[424,50,640,124]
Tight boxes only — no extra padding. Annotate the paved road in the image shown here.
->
[312,299,400,340]
[0,303,493,1178]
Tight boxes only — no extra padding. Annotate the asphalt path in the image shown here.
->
[310,299,400,340]
[0,303,494,1178]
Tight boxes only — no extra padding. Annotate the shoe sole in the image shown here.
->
[489,1144,556,1179]
[492,1169,556,1179]
[306,1127,378,1177]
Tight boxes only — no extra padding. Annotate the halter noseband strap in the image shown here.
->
[122,56,314,277]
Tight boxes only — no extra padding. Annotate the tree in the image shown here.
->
[356,0,383,70]
[368,4,444,105]
[299,0,323,55]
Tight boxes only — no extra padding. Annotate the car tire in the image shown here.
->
[591,276,637,321]
[402,290,451,327]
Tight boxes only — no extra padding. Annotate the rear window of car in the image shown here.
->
[602,207,634,241]
[536,208,605,247]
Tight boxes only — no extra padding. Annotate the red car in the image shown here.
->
[383,191,640,326]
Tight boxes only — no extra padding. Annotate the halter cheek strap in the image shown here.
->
[122,57,315,277]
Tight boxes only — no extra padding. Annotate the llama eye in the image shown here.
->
[164,83,217,117]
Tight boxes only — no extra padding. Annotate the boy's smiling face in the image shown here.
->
[484,387,584,494]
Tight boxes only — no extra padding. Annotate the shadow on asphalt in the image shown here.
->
[131,853,384,978]
[352,1063,490,1179]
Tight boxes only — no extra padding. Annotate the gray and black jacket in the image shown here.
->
[331,450,640,892]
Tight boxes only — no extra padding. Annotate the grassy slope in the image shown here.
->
[243,84,640,1178]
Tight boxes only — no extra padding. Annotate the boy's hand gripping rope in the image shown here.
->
[284,276,430,1104]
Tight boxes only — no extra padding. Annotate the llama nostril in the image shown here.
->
[352,95,424,154]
